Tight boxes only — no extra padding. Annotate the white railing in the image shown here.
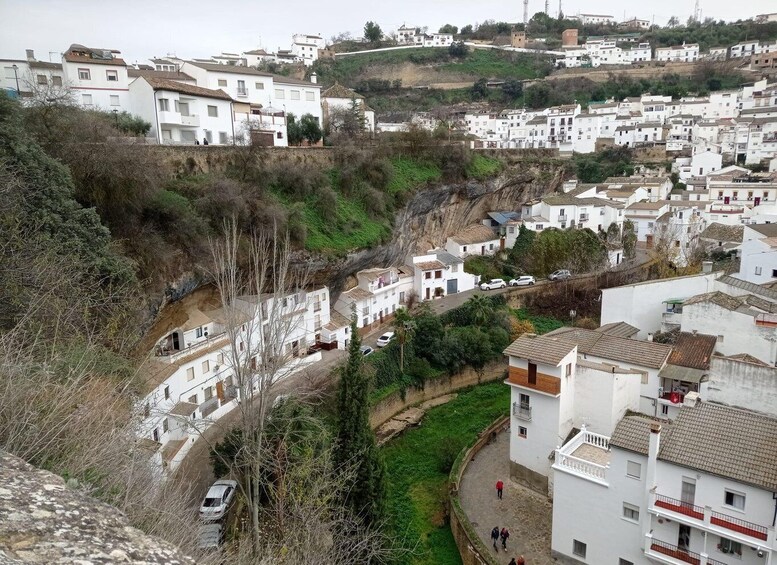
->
[582,429,610,450]
[555,452,609,482]
[512,402,532,421]
[158,333,228,362]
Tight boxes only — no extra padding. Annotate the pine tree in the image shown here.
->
[334,314,386,524]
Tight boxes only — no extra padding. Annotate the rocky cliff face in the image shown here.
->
[0,452,196,564]
[299,163,564,294]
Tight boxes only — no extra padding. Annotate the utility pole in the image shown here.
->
[524,0,529,26]
[693,0,700,22]
[558,0,562,18]
[545,0,549,16]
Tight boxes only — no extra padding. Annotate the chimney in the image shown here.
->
[25,49,35,61]
[643,423,662,538]
[647,333,654,342]
[310,72,317,84]
[702,260,713,273]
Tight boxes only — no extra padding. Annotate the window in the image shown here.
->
[255,82,264,89]
[81,94,92,105]
[434,270,442,279]
[52,76,62,86]
[724,490,745,510]
[207,105,218,117]
[153,428,159,442]
[36,74,47,85]
[424,271,431,279]
[626,460,641,479]
[188,394,197,404]
[661,404,669,415]
[462,246,468,252]
[290,90,300,100]
[620,559,634,565]
[276,131,283,139]
[217,353,224,365]
[202,360,210,373]
[110,95,119,106]
[186,367,195,381]
[756,266,762,276]
[106,70,118,81]
[158,98,169,111]
[164,385,170,400]
[622,503,640,522]
[196,327,203,338]
[528,362,537,385]
[519,393,530,409]
[306,91,315,101]
[772,269,777,278]
[236,79,246,94]
[518,426,527,438]
[565,363,572,377]
[162,418,169,433]
[205,130,213,143]
[78,68,90,80]
[144,403,150,418]
[719,537,742,556]
[219,132,228,144]
[217,79,227,87]
[573,540,586,558]
[275,88,285,99]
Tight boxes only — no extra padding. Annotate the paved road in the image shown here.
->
[459,429,556,565]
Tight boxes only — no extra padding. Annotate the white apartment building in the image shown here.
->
[675,151,723,182]
[656,43,700,62]
[737,223,777,285]
[333,267,414,332]
[627,43,652,63]
[62,44,130,111]
[396,25,418,44]
[625,200,670,245]
[242,49,274,67]
[420,33,454,47]
[576,13,616,25]
[729,40,763,58]
[139,288,329,474]
[128,77,234,145]
[291,34,325,66]
[552,402,777,565]
[410,250,479,301]
[522,194,623,233]
[322,83,375,133]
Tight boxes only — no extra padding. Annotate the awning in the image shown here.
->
[658,364,707,384]
[663,298,686,305]
[169,401,198,417]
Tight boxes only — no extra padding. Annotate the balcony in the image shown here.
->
[651,493,769,542]
[646,539,726,565]
[553,426,610,485]
[236,88,248,97]
[579,214,589,222]
[180,114,199,127]
[756,313,777,327]
[557,214,567,222]
[199,396,220,419]
[156,333,228,364]
[512,402,532,421]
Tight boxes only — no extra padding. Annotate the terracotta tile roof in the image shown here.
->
[341,287,373,301]
[700,223,744,242]
[595,321,639,338]
[547,327,672,369]
[169,401,198,417]
[626,200,669,211]
[449,224,500,245]
[142,77,232,101]
[28,61,62,70]
[128,68,194,81]
[610,415,668,455]
[414,260,445,271]
[244,49,269,55]
[322,82,364,99]
[659,402,777,491]
[323,311,350,331]
[185,60,272,76]
[503,334,577,366]
[667,332,717,370]
[721,353,770,366]
[683,291,745,311]
[748,223,777,238]
[64,44,126,66]
[718,275,777,302]
[139,358,178,394]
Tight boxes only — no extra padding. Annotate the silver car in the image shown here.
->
[199,479,238,522]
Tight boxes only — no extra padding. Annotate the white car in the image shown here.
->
[199,479,238,522]
[376,332,395,348]
[509,276,536,286]
[360,345,374,356]
[480,278,507,290]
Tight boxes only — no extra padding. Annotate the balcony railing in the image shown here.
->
[649,539,702,565]
[555,452,608,481]
[199,396,220,418]
[156,333,228,361]
[653,493,769,542]
[579,214,589,222]
[236,88,248,96]
[512,402,532,421]
[224,385,238,402]
[313,302,322,312]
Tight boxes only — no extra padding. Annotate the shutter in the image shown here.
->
[216,381,225,401]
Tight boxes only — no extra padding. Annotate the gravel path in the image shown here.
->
[459,429,557,565]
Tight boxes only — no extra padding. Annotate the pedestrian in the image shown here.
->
[496,479,504,499]
[517,556,525,565]
[491,526,500,550]
[508,558,517,565]
[500,527,510,551]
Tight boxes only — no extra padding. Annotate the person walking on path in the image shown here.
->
[496,479,504,499]
[491,527,500,550]
[509,559,517,565]
[517,556,525,565]
[500,527,510,551]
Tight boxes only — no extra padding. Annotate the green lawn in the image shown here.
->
[466,154,502,180]
[302,193,391,254]
[387,157,442,195]
[381,382,510,565]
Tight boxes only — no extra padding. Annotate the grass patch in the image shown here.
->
[388,157,442,195]
[513,308,564,335]
[302,193,390,254]
[466,154,502,180]
[381,381,510,565]
[439,49,552,80]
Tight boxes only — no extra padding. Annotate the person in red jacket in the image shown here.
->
[496,479,504,499]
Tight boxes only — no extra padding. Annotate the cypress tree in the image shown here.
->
[334,315,386,524]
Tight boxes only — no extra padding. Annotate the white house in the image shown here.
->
[552,402,777,565]
[291,34,325,66]
[410,249,478,301]
[444,224,503,258]
[576,13,616,25]
[420,33,454,47]
[736,223,777,285]
[242,49,274,67]
[62,43,130,111]
[333,267,414,332]
[729,40,761,58]
[397,25,418,44]
[656,43,700,62]
[627,42,652,63]
[128,76,234,145]
[624,200,670,245]
[321,82,375,133]
[139,288,328,475]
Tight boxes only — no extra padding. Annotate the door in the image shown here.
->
[755,197,762,206]
[481,245,486,255]
[425,287,430,300]
[678,524,691,550]
[447,278,458,294]
[681,478,696,508]
[646,234,654,248]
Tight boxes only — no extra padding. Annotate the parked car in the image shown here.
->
[199,479,238,522]
[480,278,507,290]
[509,276,536,286]
[376,332,395,348]
[548,270,572,281]
[360,345,374,356]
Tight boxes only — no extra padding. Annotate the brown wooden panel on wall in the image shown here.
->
[508,366,561,395]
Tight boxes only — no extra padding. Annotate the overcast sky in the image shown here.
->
[0,0,774,65]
